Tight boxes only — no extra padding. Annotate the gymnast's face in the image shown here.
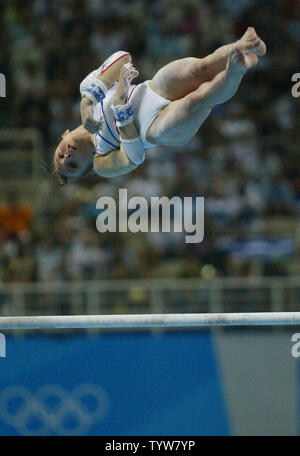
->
[54,130,93,178]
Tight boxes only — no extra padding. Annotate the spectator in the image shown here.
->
[0,191,33,240]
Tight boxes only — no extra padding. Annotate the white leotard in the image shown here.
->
[91,81,171,155]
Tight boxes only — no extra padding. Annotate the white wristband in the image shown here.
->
[111,103,134,127]
[121,136,145,165]
[80,75,107,104]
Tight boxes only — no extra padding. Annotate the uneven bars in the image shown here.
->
[0,312,300,330]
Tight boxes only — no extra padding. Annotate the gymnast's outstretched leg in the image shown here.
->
[147,47,259,146]
[150,27,266,101]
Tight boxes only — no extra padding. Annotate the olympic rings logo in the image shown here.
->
[0,384,110,435]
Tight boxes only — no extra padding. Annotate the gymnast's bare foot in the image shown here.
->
[227,47,258,74]
[238,26,267,57]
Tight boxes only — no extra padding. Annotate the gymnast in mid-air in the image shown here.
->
[53,27,266,185]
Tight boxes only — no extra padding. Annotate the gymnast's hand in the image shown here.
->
[112,64,138,105]
[80,97,102,134]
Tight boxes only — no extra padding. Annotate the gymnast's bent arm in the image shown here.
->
[93,135,138,179]
[81,97,102,134]
[93,65,145,179]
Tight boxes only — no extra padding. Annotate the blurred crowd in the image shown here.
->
[0,0,299,282]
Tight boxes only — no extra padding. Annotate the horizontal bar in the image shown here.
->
[1,312,300,330]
